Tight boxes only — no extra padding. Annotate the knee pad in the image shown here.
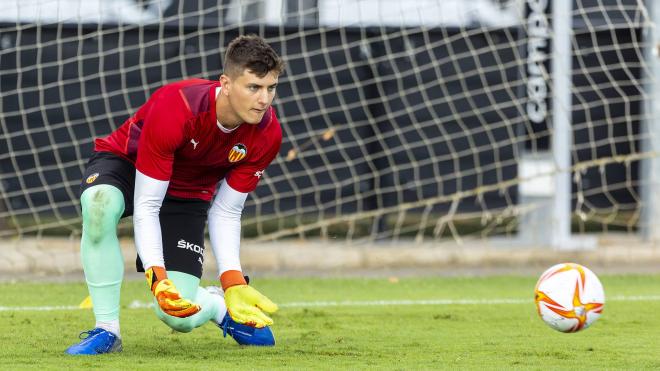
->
[81,185,125,244]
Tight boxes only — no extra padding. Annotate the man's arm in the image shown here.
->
[133,169,168,269]
[132,84,185,266]
[207,180,247,277]
[133,170,201,318]
[208,180,277,327]
[128,84,200,318]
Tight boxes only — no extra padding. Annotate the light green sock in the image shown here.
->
[153,271,226,333]
[80,185,125,324]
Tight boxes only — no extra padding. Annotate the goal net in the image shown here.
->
[0,0,656,245]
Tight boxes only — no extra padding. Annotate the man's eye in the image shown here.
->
[249,86,259,91]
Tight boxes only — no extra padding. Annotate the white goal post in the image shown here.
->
[0,0,657,248]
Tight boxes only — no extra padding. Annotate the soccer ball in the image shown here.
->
[534,263,605,333]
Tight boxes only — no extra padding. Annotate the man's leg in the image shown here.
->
[65,184,125,355]
[143,197,224,332]
[80,184,125,334]
[152,271,226,333]
[150,196,274,345]
[151,271,275,346]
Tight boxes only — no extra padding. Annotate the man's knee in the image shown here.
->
[81,186,124,244]
[156,310,195,333]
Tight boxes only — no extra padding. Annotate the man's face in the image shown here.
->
[225,69,278,124]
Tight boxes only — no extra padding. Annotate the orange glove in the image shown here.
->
[146,266,201,318]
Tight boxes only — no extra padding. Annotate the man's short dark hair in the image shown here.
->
[223,35,284,78]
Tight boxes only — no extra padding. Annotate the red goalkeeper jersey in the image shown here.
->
[94,78,282,200]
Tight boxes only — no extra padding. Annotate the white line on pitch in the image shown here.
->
[1,295,660,312]
[0,305,81,311]
[274,295,660,307]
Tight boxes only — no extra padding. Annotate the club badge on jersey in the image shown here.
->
[228,143,247,163]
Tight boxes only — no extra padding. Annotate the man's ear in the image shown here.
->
[219,74,231,95]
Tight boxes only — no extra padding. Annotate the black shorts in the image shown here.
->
[80,151,210,278]
[80,151,135,217]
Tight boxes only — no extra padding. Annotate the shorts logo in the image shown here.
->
[86,173,99,184]
[177,239,205,255]
[228,143,247,163]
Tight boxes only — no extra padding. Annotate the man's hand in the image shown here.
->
[221,270,277,328]
[146,266,201,318]
[224,285,278,328]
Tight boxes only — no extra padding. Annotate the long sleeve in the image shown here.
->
[133,169,169,269]
[207,180,248,277]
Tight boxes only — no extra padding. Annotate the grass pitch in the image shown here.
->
[1,274,659,370]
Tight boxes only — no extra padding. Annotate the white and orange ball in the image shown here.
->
[534,263,605,333]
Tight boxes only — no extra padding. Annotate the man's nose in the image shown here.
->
[257,89,269,105]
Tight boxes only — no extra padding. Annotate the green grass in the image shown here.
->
[2,275,660,370]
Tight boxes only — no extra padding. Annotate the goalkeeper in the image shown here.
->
[66,35,284,355]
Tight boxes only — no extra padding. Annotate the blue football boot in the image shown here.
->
[207,285,275,346]
[218,312,275,346]
[65,328,122,355]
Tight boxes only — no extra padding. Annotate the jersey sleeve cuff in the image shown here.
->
[225,176,257,194]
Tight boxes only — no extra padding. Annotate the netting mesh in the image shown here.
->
[0,0,656,243]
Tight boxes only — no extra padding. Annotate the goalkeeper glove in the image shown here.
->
[145,266,201,318]
[221,270,278,328]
